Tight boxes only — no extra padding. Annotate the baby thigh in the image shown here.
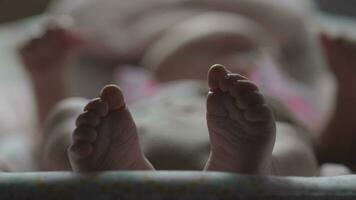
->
[271,122,318,176]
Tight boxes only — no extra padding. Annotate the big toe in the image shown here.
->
[100,85,125,111]
[208,64,231,92]
[207,91,229,117]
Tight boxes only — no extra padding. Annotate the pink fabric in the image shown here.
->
[115,61,322,131]
[115,66,158,104]
[249,55,322,131]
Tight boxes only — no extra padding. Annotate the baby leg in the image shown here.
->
[272,122,318,176]
[319,35,356,168]
[41,98,87,171]
[19,28,83,128]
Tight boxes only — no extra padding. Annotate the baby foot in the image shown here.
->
[318,34,356,167]
[19,27,84,126]
[20,27,83,75]
[204,65,276,175]
[68,85,154,171]
[321,34,356,85]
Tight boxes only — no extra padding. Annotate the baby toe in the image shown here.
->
[100,85,126,110]
[208,64,231,92]
[226,73,248,82]
[76,111,101,127]
[235,91,265,110]
[234,80,259,94]
[207,91,229,117]
[73,126,97,143]
[84,98,109,117]
[68,142,93,159]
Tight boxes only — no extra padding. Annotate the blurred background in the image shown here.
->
[2,0,355,132]
[0,0,355,173]
[1,0,356,23]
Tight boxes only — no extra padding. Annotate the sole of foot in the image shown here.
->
[204,64,276,175]
[68,85,153,171]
